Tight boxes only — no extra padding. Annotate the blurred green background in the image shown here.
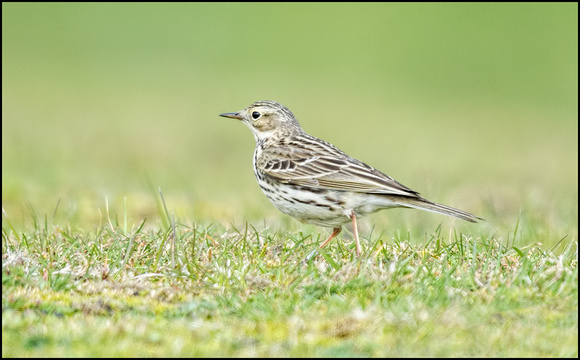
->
[2,3,577,242]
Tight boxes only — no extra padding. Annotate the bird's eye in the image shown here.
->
[252,111,261,120]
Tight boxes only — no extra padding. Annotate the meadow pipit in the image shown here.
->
[220,101,482,258]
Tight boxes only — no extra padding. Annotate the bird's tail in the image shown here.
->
[402,198,483,223]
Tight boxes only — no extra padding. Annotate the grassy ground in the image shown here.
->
[2,3,578,357]
[2,204,577,357]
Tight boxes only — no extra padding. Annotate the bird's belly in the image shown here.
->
[278,202,346,227]
[268,196,348,227]
[258,182,400,227]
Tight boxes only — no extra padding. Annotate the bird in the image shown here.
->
[219,100,482,258]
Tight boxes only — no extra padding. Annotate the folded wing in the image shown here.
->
[257,136,420,198]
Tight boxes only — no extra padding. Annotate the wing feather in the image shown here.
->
[257,135,419,197]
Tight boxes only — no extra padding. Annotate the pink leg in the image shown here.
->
[319,227,342,249]
[349,211,362,257]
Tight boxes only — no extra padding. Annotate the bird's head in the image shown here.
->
[220,100,301,142]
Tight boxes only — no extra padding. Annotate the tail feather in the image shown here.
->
[402,198,483,223]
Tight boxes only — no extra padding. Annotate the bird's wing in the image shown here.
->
[256,137,419,197]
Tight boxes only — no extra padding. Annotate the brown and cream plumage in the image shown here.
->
[220,100,482,257]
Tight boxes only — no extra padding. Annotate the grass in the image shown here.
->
[2,197,578,357]
[2,2,578,357]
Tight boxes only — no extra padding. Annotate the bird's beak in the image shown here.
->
[219,112,243,120]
